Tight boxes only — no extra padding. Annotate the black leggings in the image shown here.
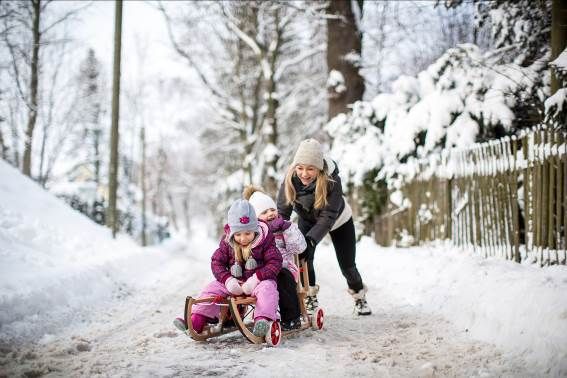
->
[304,218,364,292]
[276,269,300,322]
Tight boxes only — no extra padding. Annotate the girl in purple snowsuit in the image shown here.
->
[174,199,282,337]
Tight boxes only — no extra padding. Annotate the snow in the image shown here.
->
[0,160,185,342]
[1,159,567,376]
[545,88,567,115]
[328,43,550,190]
[327,70,346,94]
[551,48,567,73]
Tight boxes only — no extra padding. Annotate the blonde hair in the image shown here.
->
[284,163,330,209]
[233,242,252,263]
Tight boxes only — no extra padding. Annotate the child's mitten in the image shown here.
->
[242,273,260,295]
[225,277,244,295]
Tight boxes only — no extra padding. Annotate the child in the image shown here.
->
[173,199,282,337]
[245,186,307,331]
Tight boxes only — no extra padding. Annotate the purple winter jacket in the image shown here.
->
[211,220,282,285]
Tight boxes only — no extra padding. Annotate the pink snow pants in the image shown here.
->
[191,279,279,321]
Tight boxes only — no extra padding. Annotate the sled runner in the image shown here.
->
[183,259,324,347]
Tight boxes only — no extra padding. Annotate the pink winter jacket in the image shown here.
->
[211,221,282,284]
[267,216,307,280]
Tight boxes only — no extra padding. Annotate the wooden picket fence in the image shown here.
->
[374,126,567,266]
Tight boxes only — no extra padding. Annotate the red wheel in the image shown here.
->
[265,321,281,347]
[311,308,324,330]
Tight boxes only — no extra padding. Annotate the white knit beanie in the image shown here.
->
[248,191,277,217]
[292,138,324,170]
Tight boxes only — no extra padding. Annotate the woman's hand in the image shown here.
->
[299,237,316,261]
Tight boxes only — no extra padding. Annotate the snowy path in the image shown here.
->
[1,240,538,378]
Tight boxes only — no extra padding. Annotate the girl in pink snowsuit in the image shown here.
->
[246,186,306,331]
[174,199,282,337]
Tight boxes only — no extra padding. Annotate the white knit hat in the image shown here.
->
[248,191,277,217]
[292,138,324,170]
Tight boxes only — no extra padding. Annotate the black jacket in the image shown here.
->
[277,159,345,244]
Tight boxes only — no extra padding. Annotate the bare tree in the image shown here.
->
[0,0,89,177]
[140,124,147,246]
[159,1,326,201]
[0,114,6,160]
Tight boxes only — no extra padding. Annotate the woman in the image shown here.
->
[277,139,371,316]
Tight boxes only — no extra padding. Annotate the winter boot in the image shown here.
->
[348,284,372,316]
[305,285,320,314]
[173,317,187,332]
[253,318,270,337]
[281,317,302,331]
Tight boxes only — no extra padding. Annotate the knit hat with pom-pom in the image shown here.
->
[243,186,277,217]
[227,199,258,240]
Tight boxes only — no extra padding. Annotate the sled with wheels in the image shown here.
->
[182,259,324,347]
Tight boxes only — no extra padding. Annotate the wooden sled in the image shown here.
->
[183,259,324,347]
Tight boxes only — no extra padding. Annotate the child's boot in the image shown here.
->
[173,317,187,332]
[252,318,270,337]
[305,284,320,314]
[348,284,372,316]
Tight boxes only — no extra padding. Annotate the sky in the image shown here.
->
[1,158,566,376]
[77,1,182,81]
[69,1,202,144]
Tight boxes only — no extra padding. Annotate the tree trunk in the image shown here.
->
[0,125,6,160]
[167,192,178,231]
[140,125,147,246]
[262,9,282,196]
[10,110,20,167]
[107,0,123,238]
[22,0,41,177]
[183,196,190,237]
[263,75,278,195]
[38,121,48,187]
[551,0,567,94]
[94,129,101,187]
[326,0,365,120]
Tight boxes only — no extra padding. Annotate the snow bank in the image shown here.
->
[0,160,196,344]
[357,237,567,375]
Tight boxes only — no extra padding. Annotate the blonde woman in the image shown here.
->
[276,139,371,316]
